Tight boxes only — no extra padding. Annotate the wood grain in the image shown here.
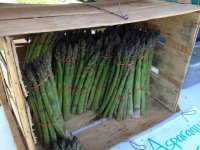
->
[0,67,26,150]
[70,100,172,150]
[149,13,200,48]
[2,37,36,150]
[153,42,190,85]
[0,0,200,36]
[150,73,180,112]
[0,0,140,20]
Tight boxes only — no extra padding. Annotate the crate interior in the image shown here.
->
[10,16,196,149]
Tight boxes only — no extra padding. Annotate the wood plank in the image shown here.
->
[65,110,98,133]
[0,53,25,139]
[153,42,190,86]
[1,37,36,150]
[0,0,141,20]
[0,0,136,8]
[0,1,200,36]
[71,100,172,150]
[0,67,26,150]
[16,45,28,70]
[149,12,200,48]
[150,73,180,112]
[0,39,3,50]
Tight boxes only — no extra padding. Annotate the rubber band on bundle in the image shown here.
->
[108,92,133,99]
[114,62,135,66]
[72,86,91,94]
[102,56,114,59]
[137,54,149,59]
[134,85,145,92]
[145,73,151,77]
[33,113,62,127]
[57,86,72,92]
[32,37,53,49]
[27,72,52,90]
[76,66,96,73]
[93,83,107,89]
[56,59,76,62]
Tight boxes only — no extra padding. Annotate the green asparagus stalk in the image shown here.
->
[26,66,50,148]
[33,54,66,138]
[72,39,86,100]
[63,44,73,120]
[98,58,121,114]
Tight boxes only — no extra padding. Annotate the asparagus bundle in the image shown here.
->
[89,30,116,111]
[23,32,67,149]
[97,25,138,120]
[72,34,101,114]
[133,29,160,117]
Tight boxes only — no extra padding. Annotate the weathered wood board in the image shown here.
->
[1,37,35,150]
[0,67,26,150]
[150,12,200,113]
[65,100,172,150]
[150,72,180,112]
[153,42,191,86]
[0,0,200,36]
[149,13,200,49]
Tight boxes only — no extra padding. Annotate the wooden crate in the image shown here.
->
[0,0,200,149]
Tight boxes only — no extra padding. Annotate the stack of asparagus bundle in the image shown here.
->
[23,23,159,149]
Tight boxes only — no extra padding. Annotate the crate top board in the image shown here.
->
[0,0,200,36]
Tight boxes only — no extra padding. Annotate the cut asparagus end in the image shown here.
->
[134,109,141,118]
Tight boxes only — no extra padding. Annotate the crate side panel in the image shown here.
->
[149,13,200,49]
[73,100,172,150]
[153,42,190,86]
[1,2,200,36]
[2,37,35,150]
[0,67,26,150]
[150,73,180,112]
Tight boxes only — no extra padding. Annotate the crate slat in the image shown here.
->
[149,13,200,49]
[0,0,200,36]
[1,37,36,150]
[150,73,180,112]
[68,100,172,150]
[0,67,26,150]
[0,0,139,20]
[153,42,190,86]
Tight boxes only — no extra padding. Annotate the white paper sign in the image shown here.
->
[112,107,200,150]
